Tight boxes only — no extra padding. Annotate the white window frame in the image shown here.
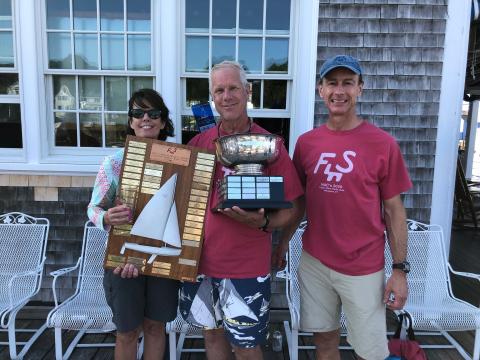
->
[0,0,25,162]
[0,0,318,173]
[41,0,155,158]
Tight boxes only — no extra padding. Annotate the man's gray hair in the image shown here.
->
[209,61,249,92]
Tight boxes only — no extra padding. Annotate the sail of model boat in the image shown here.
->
[121,173,182,263]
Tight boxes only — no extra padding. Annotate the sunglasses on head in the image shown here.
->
[128,109,162,119]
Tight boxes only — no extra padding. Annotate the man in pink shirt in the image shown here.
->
[273,55,412,360]
[180,61,304,360]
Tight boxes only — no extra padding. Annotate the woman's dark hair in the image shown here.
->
[126,88,175,140]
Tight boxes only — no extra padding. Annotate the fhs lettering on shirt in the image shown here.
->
[314,151,356,193]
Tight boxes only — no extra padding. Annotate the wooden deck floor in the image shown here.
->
[0,227,478,360]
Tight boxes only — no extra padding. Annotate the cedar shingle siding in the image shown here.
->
[316,1,448,222]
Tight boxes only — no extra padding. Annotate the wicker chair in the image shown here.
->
[0,212,50,359]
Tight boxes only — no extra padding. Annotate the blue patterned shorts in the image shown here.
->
[180,274,271,348]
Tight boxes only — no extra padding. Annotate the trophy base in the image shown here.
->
[215,199,292,210]
[214,175,292,210]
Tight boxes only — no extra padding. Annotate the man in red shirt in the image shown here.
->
[180,61,304,360]
[273,55,412,360]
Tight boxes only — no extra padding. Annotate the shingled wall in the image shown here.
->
[315,0,448,222]
[0,175,94,303]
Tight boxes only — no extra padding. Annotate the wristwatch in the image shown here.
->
[392,261,410,274]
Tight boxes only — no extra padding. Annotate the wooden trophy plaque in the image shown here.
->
[104,135,216,281]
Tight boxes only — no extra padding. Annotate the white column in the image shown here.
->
[465,101,479,178]
[289,0,319,155]
[157,0,180,143]
[430,0,471,251]
[16,0,43,164]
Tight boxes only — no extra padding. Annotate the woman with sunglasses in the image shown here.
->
[88,88,178,359]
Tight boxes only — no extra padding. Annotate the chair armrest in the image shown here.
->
[2,260,46,327]
[50,257,82,307]
[448,263,480,282]
[275,269,289,280]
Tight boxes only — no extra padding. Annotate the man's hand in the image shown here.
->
[218,206,267,229]
[271,240,288,270]
[384,270,408,310]
[113,263,139,279]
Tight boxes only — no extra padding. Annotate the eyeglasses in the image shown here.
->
[128,109,162,119]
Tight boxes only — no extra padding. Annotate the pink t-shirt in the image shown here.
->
[293,121,412,276]
[188,123,304,278]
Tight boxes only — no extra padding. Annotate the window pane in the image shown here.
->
[185,0,209,33]
[127,0,150,32]
[105,77,127,111]
[239,38,261,73]
[186,78,209,107]
[249,80,260,109]
[253,117,289,149]
[79,76,101,110]
[181,115,199,145]
[212,37,235,66]
[73,0,97,31]
[46,0,70,30]
[239,0,263,34]
[265,38,288,73]
[101,34,124,70]
[53,75,76,110]
[0,0,12,28]
[128,35,151,71]
[80,113,102,147]
[0,103,22,148]
[266,0,290,34]
[74,33,98,69]
[54,112,77,146]
[48,32,72,69]
[105,113,127,147]
[0,73,18,94]
[212,0,236,34]
[0,32,14,67]
[130,77,153,94]
[100,0,124,31]
[186,36,208,72]
[263,80,286,109]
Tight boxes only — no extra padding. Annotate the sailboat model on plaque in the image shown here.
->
[121,173,182,264]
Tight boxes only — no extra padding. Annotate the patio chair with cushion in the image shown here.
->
[0,212,50,359]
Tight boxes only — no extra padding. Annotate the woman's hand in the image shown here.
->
[113,263,139,278]
[104,204,133,226]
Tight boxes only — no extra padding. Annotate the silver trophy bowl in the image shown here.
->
[214,133,283,175]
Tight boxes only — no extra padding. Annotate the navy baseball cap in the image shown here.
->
[319,55,362,79]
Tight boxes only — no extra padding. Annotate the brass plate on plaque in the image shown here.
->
[182,239,200,247]
[179,258,197,266]
[105,136,216,281]
[150,143,191,166]
[126,153,145,161]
